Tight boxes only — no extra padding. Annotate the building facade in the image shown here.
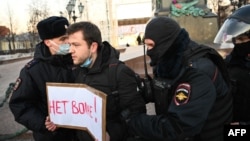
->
[78,0,152,47]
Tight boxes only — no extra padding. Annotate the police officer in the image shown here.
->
[214,4,250,125]
[9,16,76,141]
[127,16,233,141]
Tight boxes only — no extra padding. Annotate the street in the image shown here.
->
[0,58,34,141]
[0,58,31,99]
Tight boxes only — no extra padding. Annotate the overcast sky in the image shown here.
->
[0,0,68,33]
[0,0,152,33]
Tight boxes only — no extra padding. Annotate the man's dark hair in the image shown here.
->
[67,21,102,48]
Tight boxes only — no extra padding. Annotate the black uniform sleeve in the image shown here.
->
[105,64,146,140]
[9,67,47,132]
[127,70,217,140]
[116,64,146,116]
[168,70,217,136]
[128,113,184,141]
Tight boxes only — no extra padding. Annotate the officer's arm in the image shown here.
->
[117,65,146,117]
[9,68,46,132]
[168,71,216,136]
[128,72,216,140]
[128,113,184,140]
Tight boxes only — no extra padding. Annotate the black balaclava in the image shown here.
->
[233,41,250,57]
[156,29,190,78]
[144,16,181,66]
[228,40,250,67]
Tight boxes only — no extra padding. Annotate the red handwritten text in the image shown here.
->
[49,100,69,114]
[72,100,93,118]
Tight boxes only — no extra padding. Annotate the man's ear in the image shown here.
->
[90,42,98,53]
[44,39,51,47]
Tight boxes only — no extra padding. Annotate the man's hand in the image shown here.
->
[106,132,110,141]
[45,116,57,131]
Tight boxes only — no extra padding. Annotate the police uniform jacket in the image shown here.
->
[128,41,233,141]
[226,48,250,124]
[74,41,146,141]
[9,42,75,141]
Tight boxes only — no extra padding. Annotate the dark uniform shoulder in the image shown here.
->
[25,59,39,69]
[190,57,216,80]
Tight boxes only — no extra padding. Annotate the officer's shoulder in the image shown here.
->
[190,57,217,79]
[190,57,215,71]
[25,59,39,69]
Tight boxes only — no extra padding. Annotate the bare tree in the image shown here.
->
[209,0,250,29]
[27,0,50,49]
[6,4,17,54]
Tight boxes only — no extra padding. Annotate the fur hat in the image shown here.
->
[37,16,69,40]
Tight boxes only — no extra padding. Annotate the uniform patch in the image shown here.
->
[174,83,191,106]
[25,59,38,69]
[13,78,21,91]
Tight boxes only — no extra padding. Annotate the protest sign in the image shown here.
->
[46,82,107,141]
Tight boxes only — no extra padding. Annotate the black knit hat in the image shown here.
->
[37,16,69,40]
[144,16,181,59]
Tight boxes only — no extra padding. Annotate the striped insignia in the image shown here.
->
[13,78,21,91]
[174,83,191,106]
[25,59,38,69]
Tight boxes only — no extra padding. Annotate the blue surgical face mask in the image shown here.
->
[80,57,92,68]
[57,44,70,55]
[50,40,70,55]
